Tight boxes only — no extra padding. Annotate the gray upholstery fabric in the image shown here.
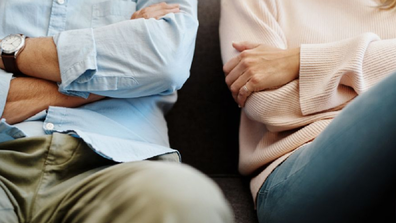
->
[166,0,240,175]
[165,0,259,222]
[214,177,259,223]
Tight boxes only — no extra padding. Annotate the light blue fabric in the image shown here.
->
[0,0,198,162]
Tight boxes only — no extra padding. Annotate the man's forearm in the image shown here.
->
[2,77,103,124]
[0,37,101,125]
[20,37,61,82]
[0,37,61,82]
[0,2,182,83]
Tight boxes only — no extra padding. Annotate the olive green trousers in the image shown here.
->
[0,133,233,223]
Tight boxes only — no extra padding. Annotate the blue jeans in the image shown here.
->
[257,72,396,223]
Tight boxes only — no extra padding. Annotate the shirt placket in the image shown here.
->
[47,0,68,36]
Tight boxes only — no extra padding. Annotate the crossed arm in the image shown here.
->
[223,42,300,108]
[0,2,181,124]
[221,0,396,113]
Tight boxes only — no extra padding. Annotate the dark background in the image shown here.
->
[166,0,241,176]
[165,1,259,222]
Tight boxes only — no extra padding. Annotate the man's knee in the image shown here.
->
[0,185,18,223]
[106,161,235,223]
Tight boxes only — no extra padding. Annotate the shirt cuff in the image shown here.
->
[53,28,97,98]
[0,70,13,117]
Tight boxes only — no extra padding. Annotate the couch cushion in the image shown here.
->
[166,0,241,175]
[165,1,259,222]
[213,177,259,223]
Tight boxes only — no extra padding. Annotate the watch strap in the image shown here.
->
[1,34,27,75]
[2,53,21,74]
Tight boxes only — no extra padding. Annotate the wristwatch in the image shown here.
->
[0,34,27,74]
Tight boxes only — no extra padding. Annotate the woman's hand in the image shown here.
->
[131,2,180,20]
[223,42,300,107]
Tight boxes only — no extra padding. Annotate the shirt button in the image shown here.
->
[57,0,65,4]
[46,123,55,130]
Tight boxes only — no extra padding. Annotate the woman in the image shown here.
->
[220,0,396,222]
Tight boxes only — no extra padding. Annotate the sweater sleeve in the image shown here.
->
[220,0,286,64]
[300,33,396,115]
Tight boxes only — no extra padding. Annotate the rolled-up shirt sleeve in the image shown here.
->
[0,71,13,117]
[53,0,198,98]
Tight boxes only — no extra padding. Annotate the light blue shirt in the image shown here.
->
[0,0,198,162]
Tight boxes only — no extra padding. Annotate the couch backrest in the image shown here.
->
[166,0,241,175]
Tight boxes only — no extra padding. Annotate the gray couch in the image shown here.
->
[165,0,259,222]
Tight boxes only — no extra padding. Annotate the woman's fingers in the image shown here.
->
[223,55,240,75]
[229,68,252,103]
[224,44,301,107]
[233,41,259,52]
[225,60,249,100]
[237,84,253,108]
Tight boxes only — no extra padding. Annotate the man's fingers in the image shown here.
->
[163,3,180,9]
[150,7,180,19]
[150,2,179,10]
[147,2,179,13]
[131,11,138,19]
[131,2,180,20]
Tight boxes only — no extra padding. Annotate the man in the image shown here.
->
[0,1,233,222]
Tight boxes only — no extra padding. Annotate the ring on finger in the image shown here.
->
[242,85,249,93]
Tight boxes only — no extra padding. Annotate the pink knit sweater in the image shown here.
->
[220,0,396,204]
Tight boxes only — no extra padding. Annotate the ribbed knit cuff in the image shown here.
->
[299,33,380,115]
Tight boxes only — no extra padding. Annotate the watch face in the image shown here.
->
[1,34,24,54]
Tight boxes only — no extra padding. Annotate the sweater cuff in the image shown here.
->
[299,33,380,115]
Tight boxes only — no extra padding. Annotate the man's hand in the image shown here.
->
[223,42,300,107]
[131,2,180,20]
[2,77,104,124]
[0,2,180,125]
[0,2,180,82]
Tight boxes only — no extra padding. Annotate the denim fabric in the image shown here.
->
[257,72,396,223]
[0,0,198,162]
